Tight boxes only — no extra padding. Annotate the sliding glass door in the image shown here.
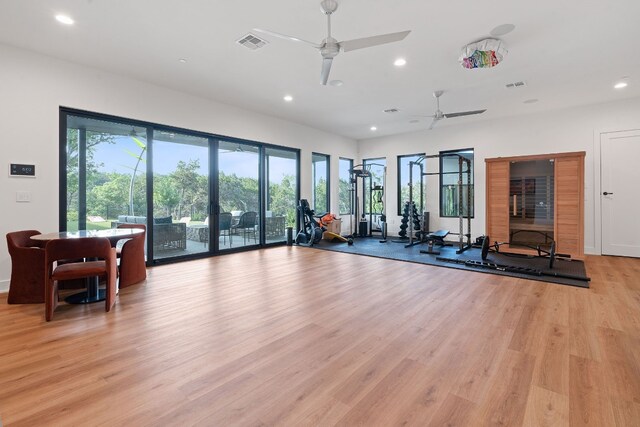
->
[152,130,209,259]
[61,108,299,265]
[265,147,298,243]
[217,140,260,250]
[64,115,147,233]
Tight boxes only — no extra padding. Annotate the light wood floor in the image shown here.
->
[1,247,639,426]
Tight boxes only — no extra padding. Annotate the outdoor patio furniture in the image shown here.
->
[231,211,257,244]
[112,216,186,253]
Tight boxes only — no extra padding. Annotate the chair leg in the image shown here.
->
[45,279,58,322]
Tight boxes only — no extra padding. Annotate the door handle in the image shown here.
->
[602,192,614,196]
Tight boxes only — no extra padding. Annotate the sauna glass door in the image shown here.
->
[509,159,555,248]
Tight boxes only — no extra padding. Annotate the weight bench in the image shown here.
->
[419,229,450,255]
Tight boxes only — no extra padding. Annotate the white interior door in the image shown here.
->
[601,130,640,257]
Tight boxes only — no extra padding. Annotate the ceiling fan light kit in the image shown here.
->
[459,38,507,69]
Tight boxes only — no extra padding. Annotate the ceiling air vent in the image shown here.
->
[383,108,400,113]
[237,33,268,50]
[505,81,526,89]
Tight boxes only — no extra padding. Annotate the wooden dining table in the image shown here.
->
[31,228,144,304]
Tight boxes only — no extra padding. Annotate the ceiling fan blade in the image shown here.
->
[428,117,440,130]
[320,57,333,85]
[252,28,321,48]
[339,30,411,52]
[409,114,436,118]
[443,109,487,118]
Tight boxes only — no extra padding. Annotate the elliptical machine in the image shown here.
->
[294,199,324,246]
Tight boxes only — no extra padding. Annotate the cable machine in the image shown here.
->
[348,163,387,241]
[405,153,472,254]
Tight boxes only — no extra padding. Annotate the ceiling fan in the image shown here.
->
[417,91,487,130]
[253,0,411,85]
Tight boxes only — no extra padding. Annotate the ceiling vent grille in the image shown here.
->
[237,33,268,50]
[383,108,400,113]
[505,81,526,89]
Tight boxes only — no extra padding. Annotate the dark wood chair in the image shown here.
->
[6,230,46,304]
[44,237,117,321]
[116,224,147,288]
[219,212,233,246]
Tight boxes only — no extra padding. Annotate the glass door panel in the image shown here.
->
[65,115,147,234]
[218,141,260,250]
[265,147,298,244]
[509,159,555,248]
[152,130,209,260]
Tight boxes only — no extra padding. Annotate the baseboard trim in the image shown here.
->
[0,279,9,294]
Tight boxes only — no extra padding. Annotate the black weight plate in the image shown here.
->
[482,235,490,260]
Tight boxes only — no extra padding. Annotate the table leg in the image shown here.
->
[64,258,106,304]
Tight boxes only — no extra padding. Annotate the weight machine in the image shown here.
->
[404,153,473,254]
[348,163,387,241]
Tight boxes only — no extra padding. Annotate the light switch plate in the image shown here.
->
[16,191,31,202]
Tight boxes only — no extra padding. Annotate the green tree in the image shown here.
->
[66,129,115,212]
[314,178,327,213]
[269,174,297,226]
[154,175,180,216]
[170,160,201,219]
[338,178,351,214]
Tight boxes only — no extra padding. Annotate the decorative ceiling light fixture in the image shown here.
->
[459,38,507,69]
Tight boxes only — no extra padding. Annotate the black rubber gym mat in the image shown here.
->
[308,237,590,288]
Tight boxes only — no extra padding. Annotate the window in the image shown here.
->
[363,158,386,215]
[339,158,353,214]
[61,108,300,263]
[440,148,474,217]
[397,153,425,215]
[312,153,330,213]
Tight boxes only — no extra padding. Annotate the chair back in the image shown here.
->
[6,229,43,252]
[238,211,257,228]
[219,213,232,230]
[45,237,113,267]
[117,224,147,288]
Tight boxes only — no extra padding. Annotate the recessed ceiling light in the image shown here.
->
[394,58,407,67]
[55,14,74,25]
[283,95,293,102]
[370,126,377,131]
[490,24,515,37]
[614,81,628,89]
[523,98,539,104]
[178,58,187,63]
[329,80,343,87]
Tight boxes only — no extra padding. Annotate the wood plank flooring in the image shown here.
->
[1,247,639,426]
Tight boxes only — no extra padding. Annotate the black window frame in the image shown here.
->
[59,107,301,266]
[397,153,425,216]
[338,157,354,215]
[311,152,330,213]
[439,148,474,218]
[362,157,386,216]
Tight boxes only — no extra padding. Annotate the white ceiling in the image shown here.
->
[1,0,638,140]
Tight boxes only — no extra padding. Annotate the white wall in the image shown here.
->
[0,43,357,289]
[357,96,640,255]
